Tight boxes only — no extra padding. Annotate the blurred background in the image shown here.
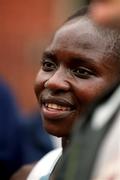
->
[0,0,89,114]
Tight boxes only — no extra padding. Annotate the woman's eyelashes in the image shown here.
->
[41,57,94,79]
[42,59,57,72]
[72,66,94,79]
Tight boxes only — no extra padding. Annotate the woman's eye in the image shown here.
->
[73,67,93,79]
[42,60,56,71]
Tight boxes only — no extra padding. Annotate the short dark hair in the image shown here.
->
[66,6,88,22]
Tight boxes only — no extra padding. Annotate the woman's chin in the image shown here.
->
[45,126,69,138]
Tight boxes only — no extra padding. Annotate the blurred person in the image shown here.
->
[27,6,120,180]
[0,78,54,180]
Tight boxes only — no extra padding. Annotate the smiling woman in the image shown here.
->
[28,6,120,180]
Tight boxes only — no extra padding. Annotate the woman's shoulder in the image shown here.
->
[27,148,62,180]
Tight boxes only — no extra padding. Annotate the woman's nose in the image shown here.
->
[44,69,70,91]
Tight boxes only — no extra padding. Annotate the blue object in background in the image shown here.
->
[0,78,54,179]
[20,111,54,164]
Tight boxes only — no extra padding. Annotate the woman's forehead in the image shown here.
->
[48,17,107,57]
[56,17,97,38]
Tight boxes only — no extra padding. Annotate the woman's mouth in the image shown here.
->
[45,103,71,111]
[41,98,75,120]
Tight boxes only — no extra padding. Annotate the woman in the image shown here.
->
[28,7,120,180]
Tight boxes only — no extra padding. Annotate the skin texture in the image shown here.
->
[34,17,120,146]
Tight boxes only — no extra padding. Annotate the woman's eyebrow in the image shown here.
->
[70,56,96,66]
[42,51,56,60]
[70,56,101,71]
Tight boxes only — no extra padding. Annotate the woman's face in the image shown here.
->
[35,17,120,137]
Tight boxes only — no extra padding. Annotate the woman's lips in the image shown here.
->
[45,103,71,111]
[40,96,76,120]
[41,102,75,120]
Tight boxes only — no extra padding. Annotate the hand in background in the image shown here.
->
[90,0,120,26]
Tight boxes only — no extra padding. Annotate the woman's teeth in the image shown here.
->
[45,103,71,111]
